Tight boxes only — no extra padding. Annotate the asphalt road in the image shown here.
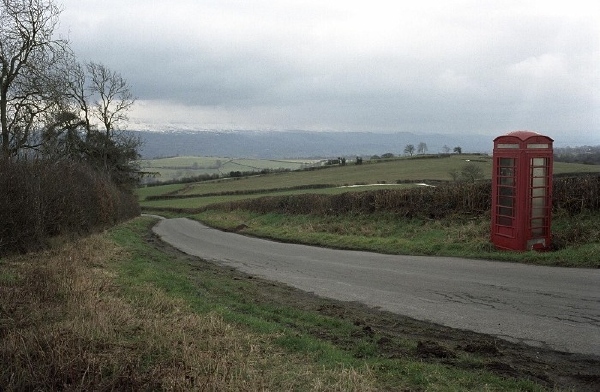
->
[153,217,600,356]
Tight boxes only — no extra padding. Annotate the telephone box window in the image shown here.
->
[530,157,549,237]
[527,144,549,149]
[496,158,516,227]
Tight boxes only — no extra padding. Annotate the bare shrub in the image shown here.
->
[0,159,140,256]
[553,175,600,214]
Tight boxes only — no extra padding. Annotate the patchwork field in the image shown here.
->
[139,153,600,209]
[140,156,321,183]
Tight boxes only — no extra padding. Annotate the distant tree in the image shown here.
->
[404,144,415,156]
[554,145,600,165]
[442,145,451,154]
[453,146,462,154]
[355,156,363,165]
[381,152,395,159]
[417,142,428,154]
[370,155,380,160]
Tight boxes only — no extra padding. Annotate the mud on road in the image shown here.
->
[147,230,600,391]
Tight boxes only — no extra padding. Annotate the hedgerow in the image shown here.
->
[210,175,599,218]
[0,159,140,255]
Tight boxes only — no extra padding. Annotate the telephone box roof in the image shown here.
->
[494,130,554,142]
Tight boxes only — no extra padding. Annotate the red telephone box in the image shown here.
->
[491,131,553,251]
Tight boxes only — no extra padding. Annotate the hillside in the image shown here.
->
[140,153,600,187]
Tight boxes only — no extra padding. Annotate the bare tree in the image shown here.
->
[83,62,137,181]
[417,142,428,154]
[87,62,135,139]
[404,144,415,156]
[0,0,66,158]
[1,0,140,187]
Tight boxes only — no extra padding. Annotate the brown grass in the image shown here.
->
[0,234,374,391]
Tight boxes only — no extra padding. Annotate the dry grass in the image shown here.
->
[0,234,374,391]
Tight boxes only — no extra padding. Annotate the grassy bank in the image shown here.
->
[194,209,600,267]
[1,217,552,390]
[0,220,372,390]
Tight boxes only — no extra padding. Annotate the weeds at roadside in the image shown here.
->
[0,222,376,391]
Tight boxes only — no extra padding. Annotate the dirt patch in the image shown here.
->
[146,229,600,391]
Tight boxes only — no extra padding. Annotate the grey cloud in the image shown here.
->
[58,1,599,141]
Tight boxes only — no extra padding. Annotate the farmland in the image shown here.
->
[139,153,599,207]
[140,156,321,183]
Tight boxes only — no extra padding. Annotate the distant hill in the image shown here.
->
[134,130,494,159]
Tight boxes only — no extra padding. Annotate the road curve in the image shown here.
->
[153,217,600,356]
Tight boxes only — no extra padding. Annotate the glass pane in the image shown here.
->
[498,144,519,149]
[531,216,546,236]
[531,217,545,227]
[532,166,546,177]
[498,206,513,216]
[532,187,545,197]
[531,196,545,208]
[498,216,512,226]
[532,176,546,187]
[499,196,514,207]
[532,227,545,236]
[528,144,549,149]
[500,176,514,185]
[532,207,545,218]
[499,158,515,166]
[499,186,514,197]
[531,157,546,167]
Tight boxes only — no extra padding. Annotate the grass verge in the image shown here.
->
[0,221,374,391]
[194,209,600,267]
[0,216,553,390]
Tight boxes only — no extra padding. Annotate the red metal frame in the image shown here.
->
[491,131,553,251]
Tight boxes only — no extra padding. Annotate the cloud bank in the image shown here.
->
[58,0,600,142]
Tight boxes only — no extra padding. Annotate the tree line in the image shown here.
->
[554,146,600,165]
[1,0,140,255]
[369,144,462,159]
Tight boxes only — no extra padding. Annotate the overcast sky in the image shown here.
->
[57,0,599,142]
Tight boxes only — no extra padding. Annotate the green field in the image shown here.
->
[140,156,321,183]
[141,184,415,210]
[139,154,600,205]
